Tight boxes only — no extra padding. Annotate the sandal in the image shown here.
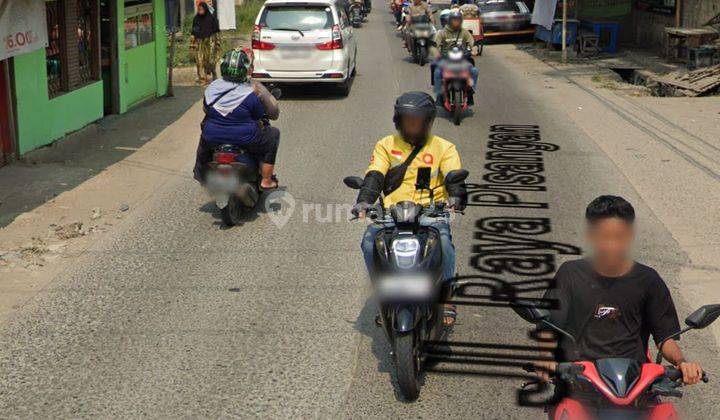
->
[260,175,280,191]
[443,305,457,327]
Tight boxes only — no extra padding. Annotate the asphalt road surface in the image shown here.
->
[1,10,719,419]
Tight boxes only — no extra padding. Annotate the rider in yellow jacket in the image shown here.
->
[352,91,467,325]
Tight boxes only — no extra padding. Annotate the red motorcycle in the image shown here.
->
[440,47,474,126]
[512,301,720,419]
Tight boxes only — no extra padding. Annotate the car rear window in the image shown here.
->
[260,6,334,31]
[479,1,522,13]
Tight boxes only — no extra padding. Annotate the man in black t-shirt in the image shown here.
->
[536,195,703,385]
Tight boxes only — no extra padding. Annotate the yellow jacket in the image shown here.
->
[365,134,462,208]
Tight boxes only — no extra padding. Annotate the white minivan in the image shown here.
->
[251,0,358,96]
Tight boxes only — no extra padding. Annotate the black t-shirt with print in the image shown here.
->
[543,259,681,364]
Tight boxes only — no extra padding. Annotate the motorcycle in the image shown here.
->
[349,1,363,27]
[406,14,435,66]
[439,46,474,126]
[512,300,720,419]
[344,167,469,400]
[205,88,282,227]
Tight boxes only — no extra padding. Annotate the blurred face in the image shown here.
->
[198,5,207,15]
[400,115,426,139]
[586,218,635,271]
[450,18,461,30]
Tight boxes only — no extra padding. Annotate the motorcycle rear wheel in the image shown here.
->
[220,195,245,226]
[394,331,421,400]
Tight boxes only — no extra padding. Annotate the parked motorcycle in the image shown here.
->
[512,300,720,419]
[406,14,435,66]
[440,46,474,126]
[344,167,469,400]
[205,88,282,227]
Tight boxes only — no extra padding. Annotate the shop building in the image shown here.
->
[0,0,169,162]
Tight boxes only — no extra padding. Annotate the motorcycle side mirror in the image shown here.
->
[685,304,720,329]
[343,176,364,190]
[270,87,282,100]
[510,299,551,324]
[444,169,469,185]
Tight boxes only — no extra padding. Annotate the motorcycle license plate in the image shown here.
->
[207,169,240,193]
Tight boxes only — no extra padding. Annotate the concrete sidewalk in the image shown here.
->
[0,85,204,322]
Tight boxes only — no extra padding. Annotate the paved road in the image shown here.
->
[1,10,719,419]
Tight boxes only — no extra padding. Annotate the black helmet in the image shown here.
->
[448,9,463,28]
[393,91,436,145]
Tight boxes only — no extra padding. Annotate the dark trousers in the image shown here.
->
[193,126,280,183]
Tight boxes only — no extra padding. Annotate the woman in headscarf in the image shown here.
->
[190,2,221,84]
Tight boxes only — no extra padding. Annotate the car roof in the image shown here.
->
[263,0,336,6]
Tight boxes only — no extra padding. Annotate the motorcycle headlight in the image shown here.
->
[391,237,420,269]
[448,50,464,60]
[376,273,433,300]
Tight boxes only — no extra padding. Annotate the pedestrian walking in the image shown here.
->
[190,2,221,85]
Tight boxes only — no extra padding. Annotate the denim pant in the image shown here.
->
[433,64,479,97]
[360,215,456,283]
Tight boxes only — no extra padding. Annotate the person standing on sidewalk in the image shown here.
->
[190,2,220,85]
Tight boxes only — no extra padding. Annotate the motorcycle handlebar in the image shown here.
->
[664,366,709,383]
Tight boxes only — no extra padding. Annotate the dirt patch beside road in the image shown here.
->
[0,87,204,323]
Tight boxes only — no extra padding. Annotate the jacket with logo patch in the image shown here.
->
[361,134,462,208]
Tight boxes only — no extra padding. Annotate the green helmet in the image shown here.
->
[220,48,253,83]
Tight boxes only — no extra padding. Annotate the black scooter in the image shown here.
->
[344,168,468,400]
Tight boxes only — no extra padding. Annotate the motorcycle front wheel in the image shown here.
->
[220,195,245,226]
[418,45,427,66]
[394,331,421,400]
[453,91,462,126]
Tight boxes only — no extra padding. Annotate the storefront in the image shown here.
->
[7,0,168,156]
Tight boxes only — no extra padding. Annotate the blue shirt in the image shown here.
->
[201,79,265,145]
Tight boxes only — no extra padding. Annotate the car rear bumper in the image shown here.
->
[251,67,349,83]
[482,21,532,34]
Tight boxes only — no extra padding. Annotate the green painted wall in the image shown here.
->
[117,0,168,113]
[12,0,168,154]
[13,50,104,154]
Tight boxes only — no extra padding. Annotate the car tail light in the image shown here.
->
[316,24,343,50]
[214,152,238,164]
[252,24,275,50]
[322,73,344,79]
[251,72,271,78]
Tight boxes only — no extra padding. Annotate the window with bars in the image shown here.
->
[77,0,96,85]
[45,0,100,98]
[46,0,67,98]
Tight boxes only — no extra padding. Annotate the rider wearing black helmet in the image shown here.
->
[432,9,478,104]
[353,92,467,326]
